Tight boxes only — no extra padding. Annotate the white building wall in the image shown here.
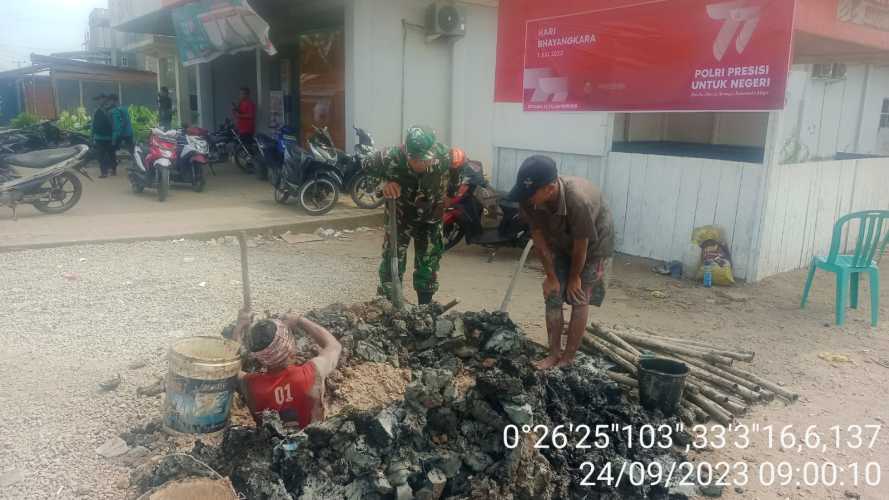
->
[346,0,498,170]
[754,158,889,280]
[780,64,889,163]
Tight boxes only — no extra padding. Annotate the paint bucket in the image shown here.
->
[163,336,242,434]
[637,358,689,417]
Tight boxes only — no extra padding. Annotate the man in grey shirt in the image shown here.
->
[508,155,614,369]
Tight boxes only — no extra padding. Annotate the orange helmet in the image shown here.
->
[450,147,467,169]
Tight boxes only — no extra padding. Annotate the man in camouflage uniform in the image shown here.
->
[366,126,464,305]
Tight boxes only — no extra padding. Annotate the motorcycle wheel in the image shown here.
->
[191,165,206,192]
[130,178,145,194]
[32,172,82,214]
[350,173,384,209]
[157,168,170,202]
[234,147,255,174]
[268,166,280,187]
[443,222,465,251]
[298,177,339,216]
[274,178,290,204]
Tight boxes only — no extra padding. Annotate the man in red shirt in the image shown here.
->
[233,311,341,429]
[232,86,256,138]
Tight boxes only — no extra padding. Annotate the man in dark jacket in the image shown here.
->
[91,95,114,178]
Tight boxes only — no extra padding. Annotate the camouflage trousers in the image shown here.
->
[378,210,445,298]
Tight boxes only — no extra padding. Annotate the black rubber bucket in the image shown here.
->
[638,358,689,416]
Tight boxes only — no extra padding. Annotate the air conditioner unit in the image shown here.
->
[831,63,847,79]
[812,63,847,80]
[812,64,833,79]
[426,1,466,37]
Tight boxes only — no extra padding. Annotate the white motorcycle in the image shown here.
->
[0,145,91,219]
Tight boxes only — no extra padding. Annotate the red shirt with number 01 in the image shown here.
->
[242,362,317,429]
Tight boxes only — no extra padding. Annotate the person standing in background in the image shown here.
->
[158,87,173,130]
[91,95,114,179]
[232,86,256,140]
[109,95,134,176]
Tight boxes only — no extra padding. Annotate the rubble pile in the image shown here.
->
[132,301,693,500]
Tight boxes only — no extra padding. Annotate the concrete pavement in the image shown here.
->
[0,161,382,250]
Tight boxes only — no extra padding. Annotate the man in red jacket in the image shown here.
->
[233,310,341,428]
[232,86,256,138]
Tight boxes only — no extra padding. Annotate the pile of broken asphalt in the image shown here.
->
[126,300,694,500]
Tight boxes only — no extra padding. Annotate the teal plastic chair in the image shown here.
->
[801,210,889,327]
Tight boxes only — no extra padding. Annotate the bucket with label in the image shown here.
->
[163,336,242,433]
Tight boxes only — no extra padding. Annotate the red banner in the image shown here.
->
[521,0,796,112]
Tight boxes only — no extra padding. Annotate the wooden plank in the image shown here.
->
[780,164,815,272]
[834,159,857,253]
[763,163,791,276]
[623,154,649,256]
[713,161,743,251]
[604,154,633,252]
[796,163,820,270]
[809,161,843,260]
[692,159,722,230]
[730,165,763,280]
[641,156,681,260]
[669,158,704,260]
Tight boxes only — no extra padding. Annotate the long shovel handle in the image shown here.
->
[237,232,252,310]
[500,239,534,313]
[387,198,404,309]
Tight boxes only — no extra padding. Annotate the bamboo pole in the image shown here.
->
[583,336,638,375]
[674,355,762,393]
[607,371,638,388]
[686,392,732,426]
[608,329,733,365]
[713,362,799,402]
[587,325,642,357]
[620,329,755,362]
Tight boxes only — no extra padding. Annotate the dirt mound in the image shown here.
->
[327,362,412,415]
[129,300,691,500]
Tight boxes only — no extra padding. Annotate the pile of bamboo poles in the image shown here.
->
[580,324,798,427]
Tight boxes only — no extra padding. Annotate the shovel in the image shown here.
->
[386,198,405,309]
[499,239,534,314]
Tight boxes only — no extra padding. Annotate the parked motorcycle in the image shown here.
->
[207,118,256,173]
[308,125,384,209]
[273,132,343,216]
[0,144,92,218]
[442,160,529,255]
[254,125,298,183]
[130,128,208,201]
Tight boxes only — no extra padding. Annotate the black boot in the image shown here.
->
[417,291,434,305]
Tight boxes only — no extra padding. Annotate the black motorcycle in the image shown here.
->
[273,133,343,216]
[309,126,383,209]
[442,160,529,257]
[207,118,257,173]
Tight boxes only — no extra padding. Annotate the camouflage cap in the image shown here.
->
[404,126,437,160]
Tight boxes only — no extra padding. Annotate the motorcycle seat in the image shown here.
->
[4,146,82,169]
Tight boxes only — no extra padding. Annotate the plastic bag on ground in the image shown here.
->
[691,225,735,286]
